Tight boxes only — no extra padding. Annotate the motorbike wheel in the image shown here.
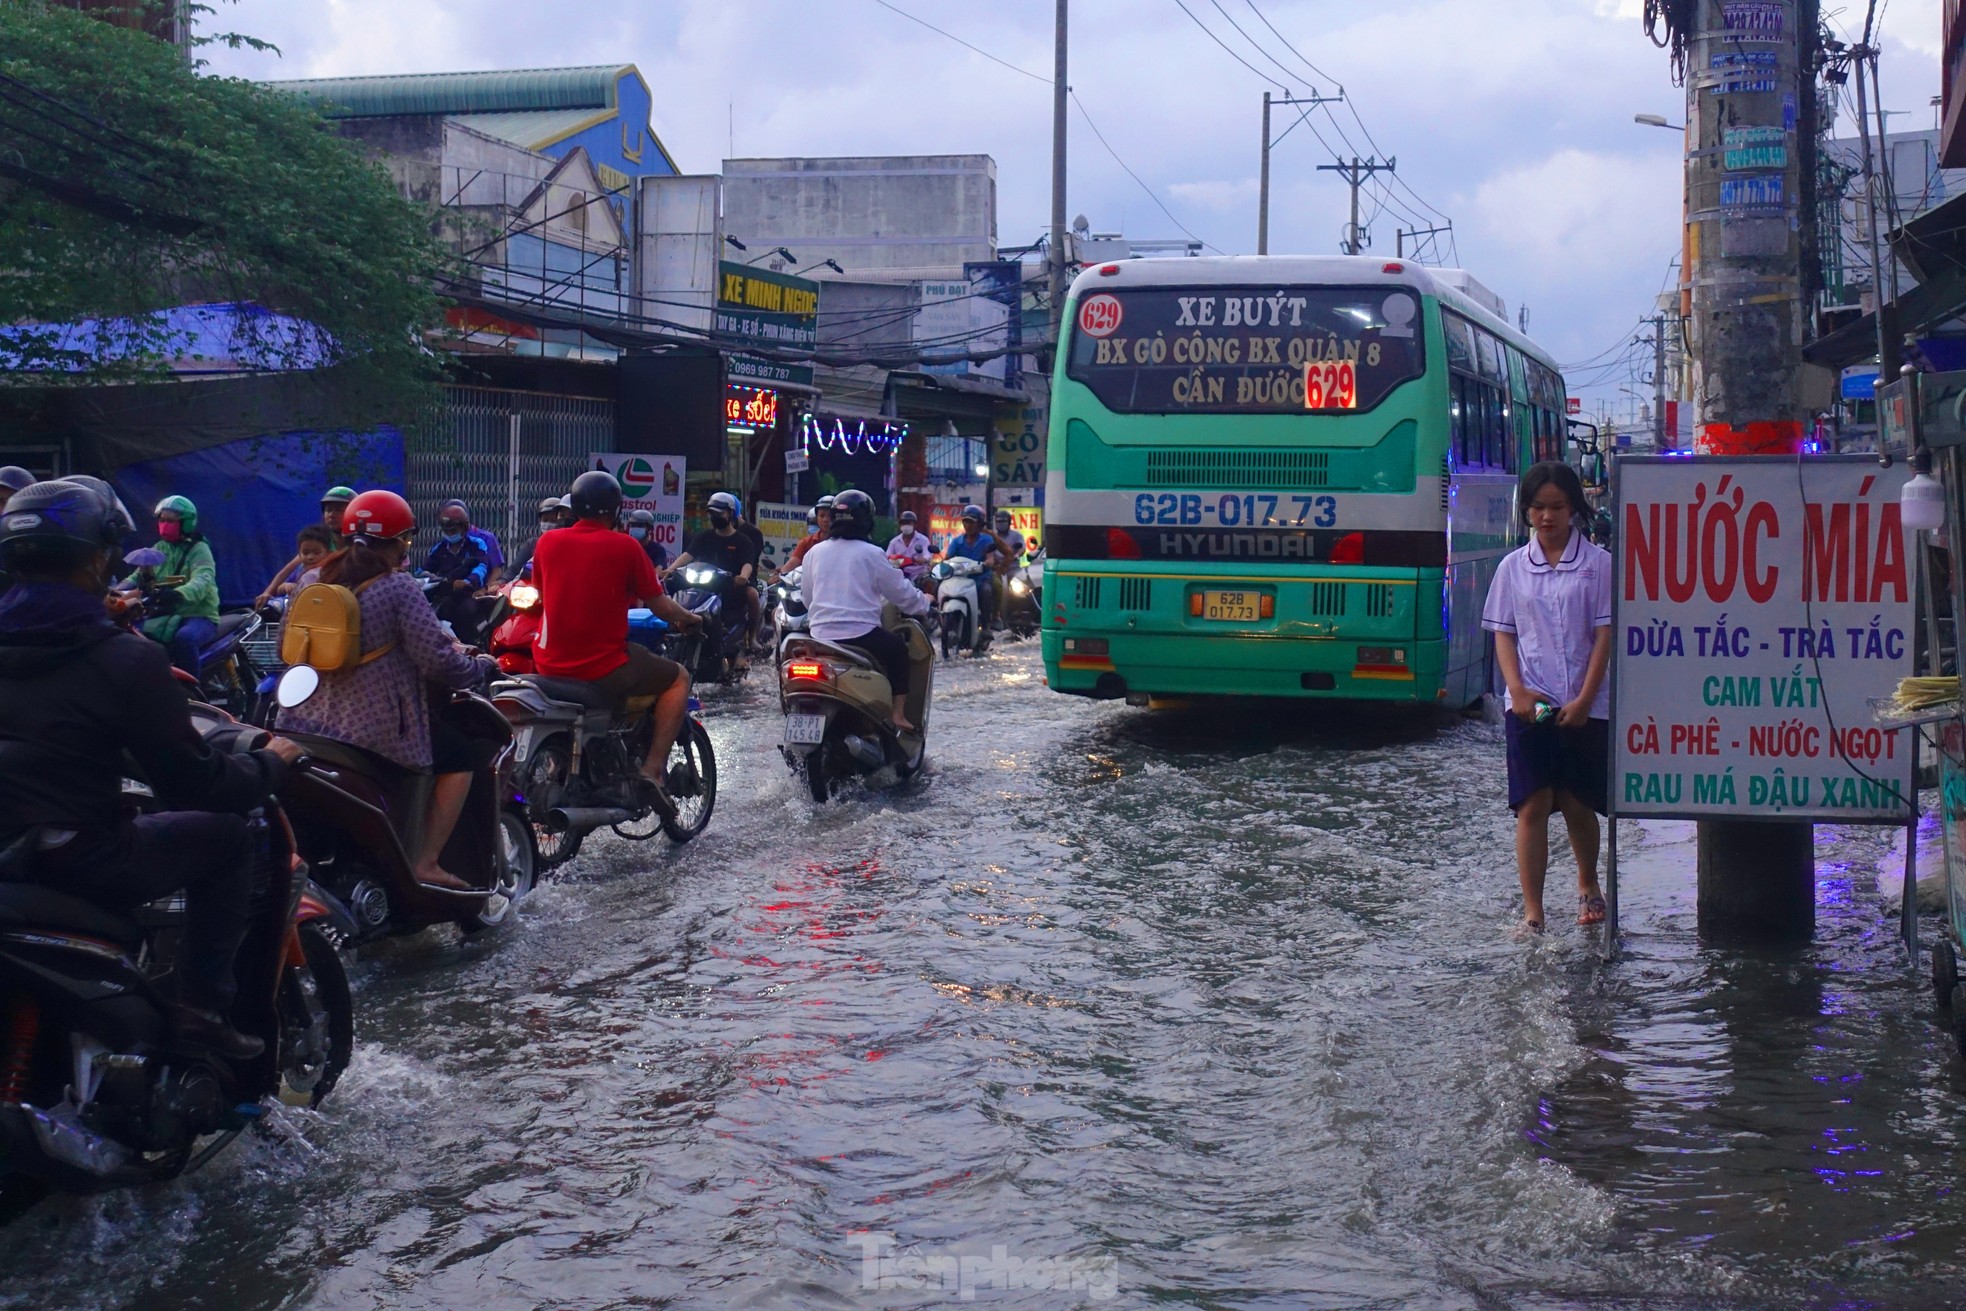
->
[524,737,581,869]
[804,740,835,804]
[469,810,536,930]
[940,614,955,660]
[279,920,354,1109]
[657,718,717,843]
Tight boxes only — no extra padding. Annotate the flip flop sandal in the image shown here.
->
[1578,893,1607,926]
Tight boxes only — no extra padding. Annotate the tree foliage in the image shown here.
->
[0,0,452,423]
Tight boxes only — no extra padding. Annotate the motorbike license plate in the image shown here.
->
[785,713,827,745]
[1199,589,1259,622]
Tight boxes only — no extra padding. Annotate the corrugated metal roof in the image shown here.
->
[451,109,608,150]
[269,66,627,119]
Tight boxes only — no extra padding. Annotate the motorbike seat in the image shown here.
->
[516,673,616,712]
[283,731,432,782]
[211,612,256,641]
[0,884,144,948]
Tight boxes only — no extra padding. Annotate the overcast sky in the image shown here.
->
[204,0,1945,421]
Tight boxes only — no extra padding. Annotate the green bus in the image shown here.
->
[1040,256,1569,706]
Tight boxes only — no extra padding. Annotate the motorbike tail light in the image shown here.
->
[786,661,828,680]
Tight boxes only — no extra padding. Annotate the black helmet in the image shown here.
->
[536,496,563,517]
[569,469,622,521]
[830,488,875,540]
[961,504,985,524]
[0,466,35,493]
[0,477,135,567]
[627,508,656,529]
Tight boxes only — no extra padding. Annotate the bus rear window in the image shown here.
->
[1065,285,1426,415]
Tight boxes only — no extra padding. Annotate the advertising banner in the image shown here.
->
[992,402,1046,488]
[587,452,686,551]
[754,500,807,573]
[929,502,965,551]
[716,261,818,388]
[1613,456,1914,822]
[1003,505,1044,556]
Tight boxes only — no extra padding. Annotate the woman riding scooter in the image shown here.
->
[801,489,931,731]
[277,491,496,891]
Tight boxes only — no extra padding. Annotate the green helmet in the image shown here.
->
[153,494,198,533]
[322,485,356,506]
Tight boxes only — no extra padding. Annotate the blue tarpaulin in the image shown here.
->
[110,428,403,607]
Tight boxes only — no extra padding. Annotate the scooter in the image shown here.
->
[271,667,536,939]
[767,566,809,642]
[491,636,717,867]
[778,605,934,802]
[1002,546,1044,640]
[665,564,750,683]
[931,557,990,658]
[0,703,354,1221]
[488,578,542,675]
[114,549,265,721]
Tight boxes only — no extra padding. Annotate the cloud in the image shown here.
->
[201,0,1948,412]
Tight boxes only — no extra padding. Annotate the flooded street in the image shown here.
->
[3,644,1963,1309]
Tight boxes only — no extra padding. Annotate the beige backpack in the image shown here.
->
[279,576,395,672]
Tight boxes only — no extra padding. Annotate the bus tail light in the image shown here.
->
[1329,532,1365,564]
[1382,262,1404,274]
[1097,263,1121,276]
[1260,595,1275,619]
[1106,528,1143,560]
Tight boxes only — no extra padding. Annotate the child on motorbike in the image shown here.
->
[253,524,335,612]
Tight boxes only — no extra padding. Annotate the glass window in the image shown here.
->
[1475,330,1504,382]
[1483,385,1508,469]
[1064,284,1428,414]
[1451,374,1471,470]
[1443,312,1477,374]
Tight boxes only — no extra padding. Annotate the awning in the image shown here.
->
[885,370,1030,424]
[1804,192,1966,369]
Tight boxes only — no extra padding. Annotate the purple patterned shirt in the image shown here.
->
[280,570,482,768]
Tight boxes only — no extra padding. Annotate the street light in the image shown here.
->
[746,245,798,267]
[1634,113,1685,130]
[795,259,846,276]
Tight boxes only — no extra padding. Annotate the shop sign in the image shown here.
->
[587,452,686,549]
[1841,366,1878,401]
[725,383,780,430]
[754,500,807,572]
[716,261,817,388]
[1721,2,1784,38]
[1002,505,1044,553]
[784,448,810,474]
[1613,457,1914,822]
[929,503,966,550]
[992,403,1047,486]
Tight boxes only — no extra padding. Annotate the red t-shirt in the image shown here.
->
[532,519,663,680]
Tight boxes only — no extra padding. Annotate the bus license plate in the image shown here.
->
[1200,590,1258,622]
[785,713,827,745]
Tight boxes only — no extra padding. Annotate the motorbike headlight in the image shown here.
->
[1009,578,1029,595]
[509,584,540,610]
[685,566,715,585]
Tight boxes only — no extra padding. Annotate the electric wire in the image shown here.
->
[867,0,1051,84]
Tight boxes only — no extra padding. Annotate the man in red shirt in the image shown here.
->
[533,471,700,815]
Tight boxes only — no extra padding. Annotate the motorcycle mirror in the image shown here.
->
[274,664,321,709]
[124,547,166,568]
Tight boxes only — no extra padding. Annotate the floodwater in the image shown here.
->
[3,645,1963,1309]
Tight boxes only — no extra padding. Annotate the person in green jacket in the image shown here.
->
[139,494,221,677]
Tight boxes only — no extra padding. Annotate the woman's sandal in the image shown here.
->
[1578,892,1607,926]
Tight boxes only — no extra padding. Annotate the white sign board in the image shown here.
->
[587,452,686,552]
[754,500,807,573]
[1613,456,1915,822]
[784,448,810,474]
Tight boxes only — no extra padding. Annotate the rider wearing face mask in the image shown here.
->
[423,499,494,635]
[139,495,222,678]
[625,508,669,570]
[670,491,762,665]
[0,478,301,1058]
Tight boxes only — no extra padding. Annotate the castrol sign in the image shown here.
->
[1611,456,1914,822]
[1077,294,1123,338]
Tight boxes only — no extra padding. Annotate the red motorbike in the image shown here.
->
[0,699,355,1221]
[488,578,541,675]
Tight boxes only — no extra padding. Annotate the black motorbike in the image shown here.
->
[116,549,265,721]
[0,705,355,1221]
[665,564,750,683]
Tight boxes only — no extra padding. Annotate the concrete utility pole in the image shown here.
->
[1650,313,1669,448]
[1048,0,1069,350]
[1682,0,1816,943]
[1318,156,1395,256]
[1258,91,1344,255]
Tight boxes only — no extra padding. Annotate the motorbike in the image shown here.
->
[664,564,750,683]
[488,578,542,675]
[417,572,497,648]
[930,557,991,659]
[1002,547,1044,640]
[779,606,934,802]
[492,612,717,868]
[115,549,265,721]
[0,703,354,1220]
[767,567,809,644]
[271,667,536,939]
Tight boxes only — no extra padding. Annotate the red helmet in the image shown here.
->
[342,489,414,541]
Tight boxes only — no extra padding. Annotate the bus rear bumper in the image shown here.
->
[1042,631,1447,702]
